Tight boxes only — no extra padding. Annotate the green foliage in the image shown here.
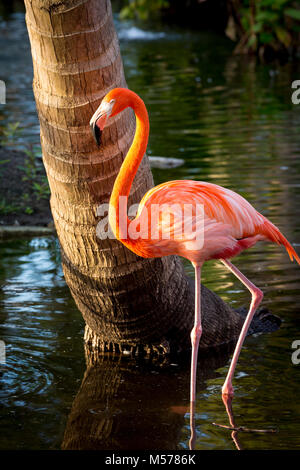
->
[18,144,50,201]
[117,0,299,57]
[20,146,39,182]
[1,121,23,145]
[0,125,50,216]
[119,0,169,21]
[233,0,300,56]
[24,206,34,215]
[285,7,300,21]
[32,178,50,201]
[0,159,9,182]
[0,198,19,215]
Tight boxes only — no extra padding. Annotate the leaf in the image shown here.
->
[248,34,257,48]
[253,22,263,33]
[119,6,134,20]
[256,11,279,24]
[284,8,300,21]
[24,149,34,157]
[275,26,291,47]
[259,32,274,44]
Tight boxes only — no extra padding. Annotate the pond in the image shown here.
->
[0,6,300,450]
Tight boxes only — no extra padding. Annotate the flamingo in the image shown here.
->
[90,88,300,405]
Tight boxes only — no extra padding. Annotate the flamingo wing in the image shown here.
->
[135,180,300,263]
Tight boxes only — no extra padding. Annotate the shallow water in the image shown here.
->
[0,8,300,450]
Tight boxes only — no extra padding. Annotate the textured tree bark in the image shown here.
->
[24,0,244,354]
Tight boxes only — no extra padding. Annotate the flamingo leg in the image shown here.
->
[189,263,202,448]
[190,263,202,404]
[189,400,196,450]
[220,259,263,397]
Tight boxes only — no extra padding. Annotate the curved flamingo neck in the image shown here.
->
[109,92,149,241]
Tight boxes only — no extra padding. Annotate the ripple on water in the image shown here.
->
[0,351,54,403]
[0,237,83,418]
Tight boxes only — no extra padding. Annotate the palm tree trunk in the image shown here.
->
[24,0,244,354]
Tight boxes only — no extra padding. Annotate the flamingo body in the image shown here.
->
[90,87,299,416]
[127,179,299,263]
[115,178,299,270]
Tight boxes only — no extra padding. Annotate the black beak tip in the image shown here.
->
[91,122,102,147]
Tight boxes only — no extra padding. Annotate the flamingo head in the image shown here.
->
[90,87,132,146]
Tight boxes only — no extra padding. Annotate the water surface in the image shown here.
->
[0,10,300,450]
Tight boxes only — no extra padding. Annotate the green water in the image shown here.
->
[0,10,300,450]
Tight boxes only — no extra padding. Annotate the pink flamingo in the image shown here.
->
[90,88,300,405]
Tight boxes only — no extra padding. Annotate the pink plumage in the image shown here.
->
[90,88,299,434]
[131,180,300,265]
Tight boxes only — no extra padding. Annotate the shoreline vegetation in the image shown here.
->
[118,0,300,60]
[0,144,52,229]
[1,1,299,60]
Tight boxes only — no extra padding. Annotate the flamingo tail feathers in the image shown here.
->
[260,216,300,265]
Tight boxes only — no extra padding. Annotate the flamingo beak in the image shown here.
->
[90,100,114,147]
[90,112,106,147]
